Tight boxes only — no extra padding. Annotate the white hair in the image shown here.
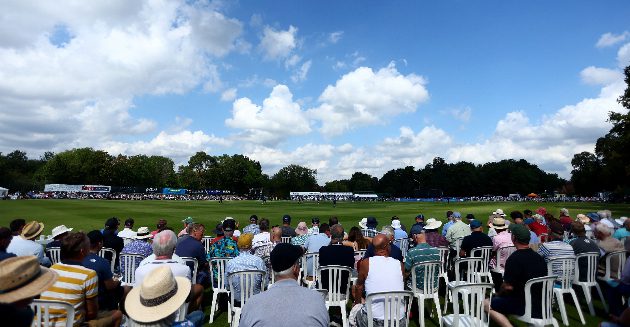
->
[595,223,613,236]
[381,226,394,237]
[560,208,569,215]
[152,230,177,256]
[598,210,611,219]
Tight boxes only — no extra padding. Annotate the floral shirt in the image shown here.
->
[243,224,260,235]
[120,240,152,276]
[291,234,309,246]
[208,236,239,284]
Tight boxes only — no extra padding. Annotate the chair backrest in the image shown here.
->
[210,257,231,290]
[46,247,62,265]
[317,265,353,303]
[281,236,292,243]
[523,276,557,323]
[436,247,449,274]
[574,252,599,283]
[546,256,576,288]
[453,257,483,283]
[494,246,516,273]
[470,246,493,274]
[355,250,366,258]
[410,260,441,295]
[98,247,117,273]
[202,236,214,252]
[181,256,199,283]
[397,238,410,259]
[119,253,145,285]
[227,270,266,308]
[450,283,493,327]
[454,238,464,258]
[365,290,413,327]
[30,299,75,327]
[602,250,627,280]
[362,229,379,238]
[301,252,320,278]
[122,237,134,246]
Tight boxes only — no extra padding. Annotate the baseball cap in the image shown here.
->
[282,214,291,223]
[452,212,462,219]
[415,214,425,220]
[270,243,303,272]
[182,217,194,224]
[469,220,482,229]
[312,217,320,224]
[249,215,258,223]
[222,219,236,232]
[511,224,531,243]
[465,214,475,221]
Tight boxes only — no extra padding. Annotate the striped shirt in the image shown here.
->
[537,240,575,276]
[40,262,98,326]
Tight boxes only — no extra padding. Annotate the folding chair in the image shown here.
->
[409,260,442,327]
[119,253,144,286]
[512,276,560,327]
[301,252,319,288]
[317,265,353,327]
[99,247,117,273]
[46,247,62,265]
[470,246,493,285]
[547,256,585,325]
[444,257,483,314]
[31,299,75,327]
[181,256,199,284]
[441,282,493,327]
[365,290,413,327]
[573,252,607,315]
[209,257,231,323]
[491,246,515,275]
[227,270,266,327]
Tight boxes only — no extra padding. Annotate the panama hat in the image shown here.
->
[493,218,508,230]
[135,227,152,240]
[358,218,368,229]
[576,214,590,225]
[423,218,443,230]
[391,219,402,229]
[492,209,506,217]
[48,225,73,240]
[20,221,44,240]
[0,256,58,303]
[125,265,191,323]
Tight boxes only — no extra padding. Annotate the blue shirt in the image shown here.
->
[0,250,16,262]
[243,224,260,235]
[393,228,408,248]
[304,234,331,275]
[176,237,208,272]
[442,221,454,237]
[226,252,266,300]
[82,252,116,310]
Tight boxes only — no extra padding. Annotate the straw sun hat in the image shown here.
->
[21,221,44,240]
[125,265,191,323]
[0,256,58,303]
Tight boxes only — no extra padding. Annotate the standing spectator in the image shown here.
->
[240,243,329,327]
[176,223,210,286]
[46,225,73,249]
[308,217,320,235]
[291,222,310,246]
[7,220,51,267]
[226,234,266,301]
[102,218,124,269]
[353,235,405,327]
[151,219,168,237]
[491,218,513,271]
[9,219,26,237]
[409,214,426,237]
[318,224,354,290]
[363,226,404,262]
[569,221,600,282]
[82,231,123,312]
[41,232,123,327]
[442,210,455,237]
[405,229,439,291]
[304,223,331,276]
[120,227,153,277]
[243,215,260,235]
[484,224,547,326]
[537,221,575,276]
[178,217,194,238]
[0,227,16,262]
[391,219,408,249]
[0,256,58,327]
[423,218,448,247]
[595,222,625,279]
[613,218,630,241]
[116,218,136,243]
[281,215,297,238]
[460,220,493,258]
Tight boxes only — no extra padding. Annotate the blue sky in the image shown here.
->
[0,0,629,182]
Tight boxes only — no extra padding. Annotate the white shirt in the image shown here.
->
[139,253,185,266]
[117,228,137,246]
[134,258,191,286]
[7,236,51,266]
[365,256,404,320]
[252,232,271,249]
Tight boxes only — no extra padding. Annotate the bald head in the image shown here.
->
[372,234,390,257]
[271,226,282,242]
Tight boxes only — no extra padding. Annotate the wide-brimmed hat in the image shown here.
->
[21,221,44,240]
[125,266,191,323]
[0,256,58,303]
[295,222,308,235]
[493,209,506,217]
[48,225,73,240]
[358,218,368,229]
[136,227,152,239]
[391,219,402,229]
[493,218,508,230]
[423,218,443,230]
[576,214,590,225]
[615,216,628,226]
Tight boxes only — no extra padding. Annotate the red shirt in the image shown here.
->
[529,221,548,236]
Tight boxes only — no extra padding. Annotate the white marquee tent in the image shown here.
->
[0,187,8,198]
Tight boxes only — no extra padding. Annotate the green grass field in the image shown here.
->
[0,199,623,326]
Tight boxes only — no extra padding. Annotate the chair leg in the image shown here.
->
[232,311,240,327]
[554,291,568,326]
[419,297,425,327]
[580,285,595,316]
[340,303,348,327]
[433,295,443,327]
[209,292,218,323]
[569,290,586,325]
[594,283,609,313]
[443,289,450,314]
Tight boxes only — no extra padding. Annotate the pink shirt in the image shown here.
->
[491,230,514,269]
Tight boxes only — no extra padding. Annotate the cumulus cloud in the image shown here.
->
[581,66,624,85]
[308,62,429,135]
[259,25,298,60]
[225,85,311,145]
[596,31,629,48]
[618,43,630,67]
[244,143,336,181]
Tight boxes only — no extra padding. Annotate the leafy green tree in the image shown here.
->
[270,164,318,198]
[37,148,113,185]
[349,172,378,193]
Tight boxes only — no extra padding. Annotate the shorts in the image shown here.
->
[86,310,115,327]
[490,296,525,316]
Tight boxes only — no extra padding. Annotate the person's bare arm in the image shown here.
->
[353,259,369,304]
[497,282,514,297]
[459,249,466,257]
[103,278,120,291]
[85,297,98,320]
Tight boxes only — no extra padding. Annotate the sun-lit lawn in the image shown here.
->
[0,199,622,326]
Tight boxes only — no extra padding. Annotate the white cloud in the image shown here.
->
[225,85,311,145]
[328,31,343,44]
[285,54,301,68]
[221,88,237,101]
[244,143,336,181]
[259,25,298,60]
[309,62,429,135]
[596,31,629,48]
[291,60,312,83]
[581,66,624,85]
[444,106,472,123]
[618,42,630,67]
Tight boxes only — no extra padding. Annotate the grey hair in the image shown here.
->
[560,208,569,215]
[598,210,611,219]
[130,312,176,327]
[381,226,394,237]
[595,223,612,236]
[152,230,177,256]
[330,224,344,242]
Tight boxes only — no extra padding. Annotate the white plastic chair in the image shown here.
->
[547,256,585,325]
[30,299,75,327]
[46,247,62,265]
[444,257,483,314]
[470,246,494,285]
[202,236,214,252]
[181,256,199,284]
[350,250,367,286]
[397,238,410,261]
[227,270,266,327]
[362,228,379,238]
[301,252,319,288]
[453,237,464,259]
[441,282,493,327]
[573,252,607,315]
[317,265,353,327]
[491,246,516,275]
[209,257,232,324]
[512,275,560,327]
[436,247,450,286]
[99,247,117,273]
[409,260,442,327]
[365,290,413,327]
[597,250,627,281]
[119,253,144,286]
[281,236,292,243]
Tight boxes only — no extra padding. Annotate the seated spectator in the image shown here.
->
[251,218,271,250]
[605,256,630,317]
[405,229,439,291]
[254,226,282,279]
[391,215,407,233]
[460,219,493,258]
[442,210,455,237]
[363,226,404,262]
[484,224,547,326]
[178,217,194,238]
[423,218,448,248]
[226,234,266,301]
[522,218,541,246]
[537,220,575,276]
[125,266,204,327]
[208,220,239,258]
[116,218,136,243]
[528,214,549,236]
[569,221,600,282]
[82,231,123,311]
[102,217,124,269]
[343,226,370,251]
[510,211,524,224]
[176,223,210,287]
[408,214,426,238]
[0,256,58,327]
[600,210,621,229]
[308,217,320,235]
[318,224,354,290]
[596,222,625,279]
[491,218,513,270]
[0,226,16,261]
[243,215,260,235]
[281,214,297,238]
[291,222,310,246]
[120,227,153,276]
[304,223,331,276]
[224,217,241,238]
[559,208,572,229]
[353,235,406,327]
[151,219,168,237]
[613,218,630,241]
[9,219,26,237]
[41,231,122,326]
[445,212,471,247]
[7,220,51,267]
[240,243,329,327]
[391,219,408,249]
[360,217,379,238]
[46,225,73,249]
